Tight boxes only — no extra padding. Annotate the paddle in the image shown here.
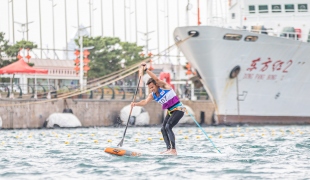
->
[117,66,143,147]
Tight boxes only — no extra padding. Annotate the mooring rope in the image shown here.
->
[0,34,193,107]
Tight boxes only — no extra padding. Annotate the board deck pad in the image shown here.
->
[104,146,142,156]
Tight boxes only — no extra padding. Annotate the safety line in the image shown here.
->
[188,112,222,154]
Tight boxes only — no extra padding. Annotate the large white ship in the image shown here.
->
[174,0,310,124]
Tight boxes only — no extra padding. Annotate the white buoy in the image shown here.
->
[120,105,150,126]
[45,113,82,128]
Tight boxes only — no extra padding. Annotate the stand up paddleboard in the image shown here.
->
[104,146,142,156]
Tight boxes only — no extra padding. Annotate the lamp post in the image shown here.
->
[14,21,33,40]
[75,26,93,90]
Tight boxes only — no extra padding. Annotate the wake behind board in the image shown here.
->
[104,146,142,156]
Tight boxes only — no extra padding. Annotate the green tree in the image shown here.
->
[0,32,37,68]
[0,32,10,68]
[75,36,144,78]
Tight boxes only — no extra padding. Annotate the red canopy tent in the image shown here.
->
[0,58,48,98]
[0,58,48,74]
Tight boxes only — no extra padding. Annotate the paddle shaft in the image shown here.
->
[117,74,142,147]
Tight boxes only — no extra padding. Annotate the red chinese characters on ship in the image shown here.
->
[261,58,272,72]
[244,57,293,80]
[247,58,260,71]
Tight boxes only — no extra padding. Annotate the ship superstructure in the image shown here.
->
[174,0,310,124]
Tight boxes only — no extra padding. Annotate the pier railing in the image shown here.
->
[0,83,208,101]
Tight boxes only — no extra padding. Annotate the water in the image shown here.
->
[1,126,310,179]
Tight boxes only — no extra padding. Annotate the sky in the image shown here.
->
[0,0,228,64]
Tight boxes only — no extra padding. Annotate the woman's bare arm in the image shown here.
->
[142,63,171,89]
[131,93,153,107]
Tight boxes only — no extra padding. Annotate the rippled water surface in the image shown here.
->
[1,126,310,179]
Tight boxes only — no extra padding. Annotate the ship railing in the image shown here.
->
[250,29,308,42]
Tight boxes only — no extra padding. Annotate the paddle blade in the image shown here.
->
[117,138,124,147]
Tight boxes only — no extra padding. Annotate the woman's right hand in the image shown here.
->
[131,102,136,108]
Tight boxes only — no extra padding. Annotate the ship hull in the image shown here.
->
[174,26,310,124]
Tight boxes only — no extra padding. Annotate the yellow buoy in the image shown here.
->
[15,136,19,139]
[107,139,112,143]
[94,140,98,143]
[79,134,83,136]
[67,134,71,137]
[184,136,188,139]
[196,136,200,139]
[135,139,139,142]
[91,134,95,137]
[208,135,212,138]
[65,141,70,145]
[240,134,244,137]
[159,137,164,140]
[219,135,223,138]
[147,137,152,141]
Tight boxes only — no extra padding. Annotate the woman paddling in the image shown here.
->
[131,63,185,155]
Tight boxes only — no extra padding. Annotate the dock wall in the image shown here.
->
[0,99,215,129]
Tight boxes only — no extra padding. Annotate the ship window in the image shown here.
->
[244,36,258,42]
[231,13,235,19]
[249,5,255,13]
[285,4,295,12]
[188,30,199,37]
[298,4,308,12]
[272,5,281,13]
[223,34,242,41]
[259,5,268,13]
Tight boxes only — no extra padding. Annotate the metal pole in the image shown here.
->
[65,0,68,59]
[197,0,200,25]
[177,0,180,93]
[101,0,103,36]
[167,0,169,56]
[177,1,181,73]
[156,0,159,55]
[124,0,126,41]
[52,0,55,59]
[145,0,148,54]
[112,0,115,37]
[89,0,92,36]
[135,0,137,43]
[8,0,10,42]
[26,0,28,40]
[12,0,15,44]
[129,0,132,41]
[39,0,42,58]
[77,0,80,28]
[186,0,190,26]
[79,35,83,90]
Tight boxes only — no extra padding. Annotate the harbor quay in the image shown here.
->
[0,99,215,129]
